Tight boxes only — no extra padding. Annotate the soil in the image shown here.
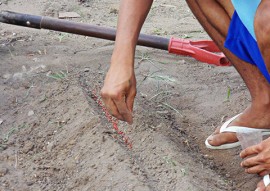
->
[0,0,261,191]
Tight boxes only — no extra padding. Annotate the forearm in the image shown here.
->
[113,0,153,64]
[102,0,152,123]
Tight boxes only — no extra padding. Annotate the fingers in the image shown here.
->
[240,140,270,176]
[241,153,270,174]
[114,98,133,124]
[101,90,134,124]
[101,71,136,124]
[244,164,268,174]
[240,144,261,159]
[126,88,136,113]
[241,155,263,168]
[243,163,270,175]
[102,97,124,121]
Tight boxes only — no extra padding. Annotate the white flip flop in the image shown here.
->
[205,114,270,150]
[264,174,270,187]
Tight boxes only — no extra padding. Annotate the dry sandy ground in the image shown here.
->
[0,0,263,190]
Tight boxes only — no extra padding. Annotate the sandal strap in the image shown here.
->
[221,125,265,133]
[220,113,270,133]
[220,113,241,132]
[264,174,270,187]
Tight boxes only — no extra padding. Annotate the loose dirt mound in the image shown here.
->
[0,0,260,190]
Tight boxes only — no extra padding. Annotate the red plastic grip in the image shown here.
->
[168,37,230,66]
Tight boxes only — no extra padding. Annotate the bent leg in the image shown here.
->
[247,2,270,190]
[255,0,270,75]
[185,0,270,146]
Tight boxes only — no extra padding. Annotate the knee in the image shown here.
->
[254,2,270,41]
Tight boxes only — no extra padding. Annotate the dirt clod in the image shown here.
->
[0,166,8,177]
[22,141,34,154]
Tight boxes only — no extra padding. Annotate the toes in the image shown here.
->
[208,132,238,146]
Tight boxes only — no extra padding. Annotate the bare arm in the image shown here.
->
[101,0,153,124]
[113,0,153,60]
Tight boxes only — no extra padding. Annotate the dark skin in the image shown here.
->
[101,0,153,124]
[101,1,270,190]
[188,1,270,190]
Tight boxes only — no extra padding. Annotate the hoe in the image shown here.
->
[0,10,230,66]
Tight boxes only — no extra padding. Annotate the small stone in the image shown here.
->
[84,68,90,72]
[47,142,55,152]
[107,163,113,170]
[0,144,7,151]
[26,181,34,186]
[102,135,107,142]
[68,140,76,145]
[59,12,81,19]
[90,164,97,169]
[28,110,34,116]
[109,8,118,14]
[0,119,3,125]
[202,154,214,160]
[0,166,8,177]
[117,155,125,162]
[109,152,114,157]
[2,73,11,79]
[22,141,34,154]
[13,73,23,79]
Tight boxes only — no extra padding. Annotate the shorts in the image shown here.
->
[224,11,270,83]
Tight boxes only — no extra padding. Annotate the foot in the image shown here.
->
[207,104,270,147]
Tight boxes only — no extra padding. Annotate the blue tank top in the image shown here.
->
[231,0,261,40]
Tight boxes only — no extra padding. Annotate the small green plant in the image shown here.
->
[2,123,28,143]
[182,34,192,39]
[0,144,7,151]
[57,33,69,42]
[149,74,176,82]
[7,47,14,57]
[181,168,187,176]
[47,71,68,80]
[48,120,66,128]
[39,95,47,103]
[136,51,168,66]
[225,86,231,102]
[161,102,181,115]
[3,127,17,142]
[150,91,172,100]
[153,28,167,36]
[163,156,177,167]
[136,52,151,64]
